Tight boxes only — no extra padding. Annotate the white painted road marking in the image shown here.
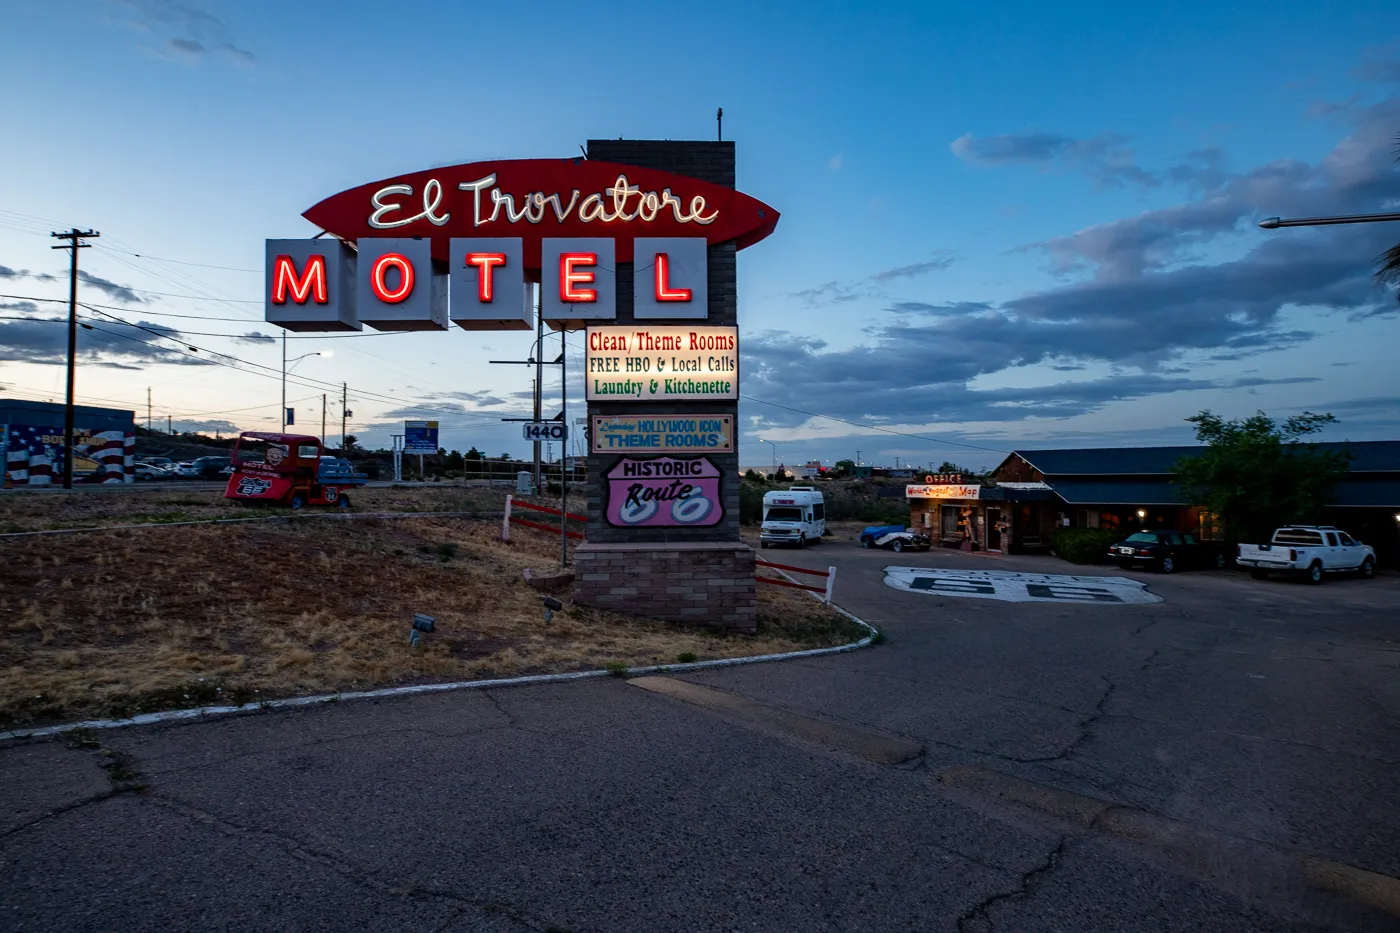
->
[883,566,1162,604]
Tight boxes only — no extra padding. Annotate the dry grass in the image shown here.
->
[0,502,863,729]
[0,483,530,534]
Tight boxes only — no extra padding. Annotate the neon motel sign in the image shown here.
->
[265,159,779,332]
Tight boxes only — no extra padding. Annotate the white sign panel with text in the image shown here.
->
[585,326,738,401]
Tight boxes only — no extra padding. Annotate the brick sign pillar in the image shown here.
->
[572,139,756,632]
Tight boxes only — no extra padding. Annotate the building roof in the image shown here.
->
[0,398,136,433]
[1329,479,1400,507]
[1047,480,1187,505]
[1011,440,1400,477]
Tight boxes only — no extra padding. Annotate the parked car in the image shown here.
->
[133,463,172,481]
[860,525,932,553]
[187,456,231,480]
[140,457,176,470]
[1236,526,1376,583]
[1106,530,1227,573]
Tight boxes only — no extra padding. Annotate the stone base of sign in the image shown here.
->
[571,541,756,633]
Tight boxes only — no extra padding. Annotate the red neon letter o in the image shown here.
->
[371,253,415,303]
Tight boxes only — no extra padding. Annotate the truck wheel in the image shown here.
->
[1359,557,1374,579]
[336,494,350,510]
[1249,569,1269,580]
[797,535,806,549]
[1160,556,1176,574]
[892,539,905,553]
[1305,561,1323,585]
[289,494,306,510]
[760,542,769,549]
[1214,553,1227,570]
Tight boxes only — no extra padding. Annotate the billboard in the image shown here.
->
[2,424,134,485]
[603,456,724,528]
[404,420,439,454]
[584,326,738,401]
[590,414,733,454]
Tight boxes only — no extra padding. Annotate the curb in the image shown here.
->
[0,607,879,743]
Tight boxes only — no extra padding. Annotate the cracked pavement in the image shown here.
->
[3,543,1398,931]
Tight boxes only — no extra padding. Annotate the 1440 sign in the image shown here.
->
[522,423,568,442]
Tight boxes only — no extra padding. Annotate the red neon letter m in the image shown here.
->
[272,254,329,304]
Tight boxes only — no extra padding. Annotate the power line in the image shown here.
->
[738,395,1009,453]
[94,243,261,273]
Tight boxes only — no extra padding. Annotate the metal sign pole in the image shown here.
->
[559,330,568,568]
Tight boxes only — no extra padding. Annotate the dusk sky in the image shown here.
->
[2,0,1398,470]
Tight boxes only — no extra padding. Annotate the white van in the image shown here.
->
[760,486,826,549]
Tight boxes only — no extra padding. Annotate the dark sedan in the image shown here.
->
[1106,530,1228,573]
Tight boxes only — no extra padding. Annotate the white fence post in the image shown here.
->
[502,494,512,541]
[824,566,836,605]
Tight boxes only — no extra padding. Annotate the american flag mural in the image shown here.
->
[2,424,134,486]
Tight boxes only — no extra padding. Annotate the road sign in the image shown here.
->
[522,422,568,442]
[404,420,439,454]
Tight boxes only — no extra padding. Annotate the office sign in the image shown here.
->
[585,326,738,401]
[590,414,733,454]
[604,456,724,527]
[404,420,439,454]
[906,484,984,499]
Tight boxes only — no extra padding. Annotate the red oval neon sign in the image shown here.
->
[302,159,780,270]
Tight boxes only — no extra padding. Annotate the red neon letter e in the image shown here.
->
[466,252,507,302]
[654,252,692,302]
[272,255,328,304]
[370,253,415,303]
[560,252,598,302]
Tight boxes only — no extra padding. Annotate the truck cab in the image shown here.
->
[760,486,826,549]
[224,432,362,509]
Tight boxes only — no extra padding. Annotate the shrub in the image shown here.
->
[1052,527,1120,564]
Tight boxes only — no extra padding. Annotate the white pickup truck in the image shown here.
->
[1236,525,1376,583]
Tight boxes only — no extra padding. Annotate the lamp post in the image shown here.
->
[281,333,328,431]
[762,439,777,471]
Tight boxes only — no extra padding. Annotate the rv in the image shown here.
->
[760,486,826,549]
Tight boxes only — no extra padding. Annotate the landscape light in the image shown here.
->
[1137,509,1147,519]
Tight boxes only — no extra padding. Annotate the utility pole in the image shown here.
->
[168,415,172,435]
[341,382,348,452]
[321,394,327,447]
[281,331,286,431]
[146,387,152,431]
[50,228,98,489]
[559,328,568,569]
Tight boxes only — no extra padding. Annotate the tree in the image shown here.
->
[936,461,964,473]
[1173,410,1350,544]
[833,459,856,477]
[343,435,358,452]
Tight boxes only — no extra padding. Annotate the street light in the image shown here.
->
[1258,211,1400,229]
[761,439,777,471]
[282,332,328,431]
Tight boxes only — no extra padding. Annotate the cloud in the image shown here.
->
[77,270,146,304]
[170,418,241,434]
[950,130,1160,188]
[0,316,208,367]
[743,97,1400,432]
[0,300,43,314]
[232,331,276,345]
[112,0,255,63]
[0,263,58,283]
[792,251,957,306]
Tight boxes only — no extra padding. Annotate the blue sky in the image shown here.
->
[1,0,1398,470]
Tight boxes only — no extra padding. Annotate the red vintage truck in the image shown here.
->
[224,432,365,509]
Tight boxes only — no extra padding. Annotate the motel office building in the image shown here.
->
[907,441,1400,567]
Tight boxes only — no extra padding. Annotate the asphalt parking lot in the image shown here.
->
[3,538,1398,931]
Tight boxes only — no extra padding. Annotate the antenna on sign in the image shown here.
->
[716,107,723,141]
[578,144,587,159]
